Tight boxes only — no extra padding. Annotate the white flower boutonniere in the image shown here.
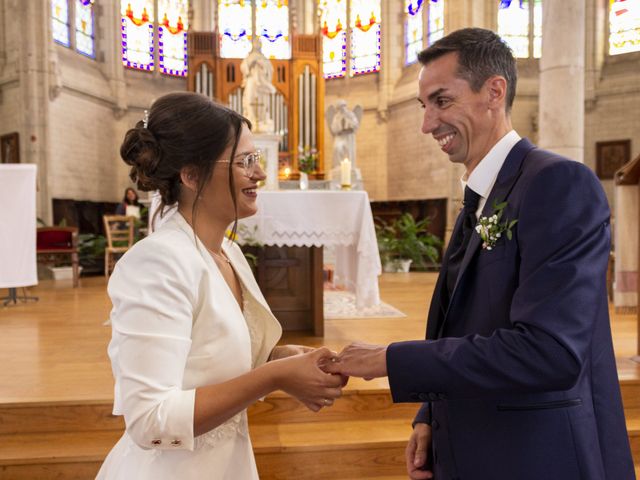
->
[475,201,518,250]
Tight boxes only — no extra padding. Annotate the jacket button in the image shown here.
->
[151,439,162,446]
[431,419,440,430]
[418,393,429,401]
[170,439,182,446]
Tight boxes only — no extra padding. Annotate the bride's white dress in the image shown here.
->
[96,213,282,479]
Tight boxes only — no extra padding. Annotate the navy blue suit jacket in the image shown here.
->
[387,139,635,479]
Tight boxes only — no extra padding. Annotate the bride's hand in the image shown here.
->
[269,344,314,360]
[272,347,344,411]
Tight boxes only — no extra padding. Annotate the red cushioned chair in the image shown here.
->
[36,227,80,287]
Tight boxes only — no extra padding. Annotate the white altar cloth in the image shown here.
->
[238,190,381,309]
[0,164,38,289]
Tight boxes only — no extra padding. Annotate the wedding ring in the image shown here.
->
[323,398,330,406]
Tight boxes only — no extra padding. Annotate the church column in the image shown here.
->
[538,0,585,163]
[19,0,53,222]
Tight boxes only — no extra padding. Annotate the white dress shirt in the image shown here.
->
[462,130,521,219]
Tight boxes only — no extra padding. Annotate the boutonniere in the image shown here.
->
[475,200,518,250]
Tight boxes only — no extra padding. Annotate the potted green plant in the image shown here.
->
[376,213,442,273]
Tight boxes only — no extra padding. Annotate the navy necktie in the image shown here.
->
[444,186,481,304]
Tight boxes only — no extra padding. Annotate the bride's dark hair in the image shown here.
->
[120,92,251,229]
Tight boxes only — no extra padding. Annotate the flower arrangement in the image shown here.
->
[298,145,318,174]
[475,200,518,250]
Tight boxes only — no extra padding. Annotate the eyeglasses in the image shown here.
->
[218,150,262,177]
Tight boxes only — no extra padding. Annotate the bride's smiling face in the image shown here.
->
[198,124,266,223]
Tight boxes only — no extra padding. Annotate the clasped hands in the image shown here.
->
[271,342,387,412]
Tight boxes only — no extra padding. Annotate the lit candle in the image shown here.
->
[284,167,291,179]
[340,158,351,187]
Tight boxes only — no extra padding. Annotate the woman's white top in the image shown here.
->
[96,212,282,480]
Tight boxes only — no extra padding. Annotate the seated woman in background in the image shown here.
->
[115,187,142,218]
[97,92,344,480]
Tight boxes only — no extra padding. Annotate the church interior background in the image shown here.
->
[0,0,639,478]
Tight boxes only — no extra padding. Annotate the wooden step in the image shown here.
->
[248,388,417,425]
[0,401,122,435]
[0,379,417,435]
[628,415,640,460]
[0,430,119,480]
[0,415,637,480]
[251,419,408,479]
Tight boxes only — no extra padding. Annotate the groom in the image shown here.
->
[324,28,635,479]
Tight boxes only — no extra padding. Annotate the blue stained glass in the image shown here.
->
[75,0,95,58]
[320,0,347,78]
[159,0,189,76]
[52,0,71,47]
[121,0,155,71]
[350,0,381,76]
[427,0,444,46]
[219,0,253,59]
[498,0,530,58]
[257,0,291,60]
[405,0,424,65]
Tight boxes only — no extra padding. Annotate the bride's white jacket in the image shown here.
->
[97,212,281,479]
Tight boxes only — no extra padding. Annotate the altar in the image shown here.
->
[238,190,381,335]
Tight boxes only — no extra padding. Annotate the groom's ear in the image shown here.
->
[485,75,508,111]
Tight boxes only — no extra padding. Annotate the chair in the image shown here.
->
[36,227,80,287]
[103,215,135,278]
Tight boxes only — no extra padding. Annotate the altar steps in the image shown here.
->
[0,377,638,480]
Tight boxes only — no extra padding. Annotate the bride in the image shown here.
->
[96,92,344,479]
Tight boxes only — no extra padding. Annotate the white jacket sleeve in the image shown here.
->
[107,239,199,451]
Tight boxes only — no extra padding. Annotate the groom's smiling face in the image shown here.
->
[417,52,501,173]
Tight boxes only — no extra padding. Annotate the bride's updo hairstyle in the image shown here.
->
[120,92,251,226]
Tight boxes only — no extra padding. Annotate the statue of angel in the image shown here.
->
[326,100,363,169]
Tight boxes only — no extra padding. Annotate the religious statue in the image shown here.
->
[241,45,276,133]
[326,100,363,169]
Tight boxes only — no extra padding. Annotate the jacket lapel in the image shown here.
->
[168,213,282,351]
[438,138,536,336]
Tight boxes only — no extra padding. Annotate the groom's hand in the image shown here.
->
[321,342,388,379]
[406,423,434,479]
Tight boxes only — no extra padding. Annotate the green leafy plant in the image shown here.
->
[375,213,443,271]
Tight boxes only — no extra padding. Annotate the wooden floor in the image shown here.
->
[0,272,637,404]
[0,273,638,479]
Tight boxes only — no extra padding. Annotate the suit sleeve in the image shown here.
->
[387,160,611,401]
[108,239,198,450]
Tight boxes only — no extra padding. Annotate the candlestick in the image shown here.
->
[340,158,351,188]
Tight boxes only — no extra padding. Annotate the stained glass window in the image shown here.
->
[219,0,253,59]
[498,0,530,58]
[75,0,95,57]
[427,0,444,46]
[349,0,381,76]
[52,0,71,47]
[256,0,290,60]
[532,0,541,58]
[159,0,189,75]
[121,1,155,71]
[609,0,640,55]
[497,0,541,59]
[320,0,347,78]
[405,0,424,65]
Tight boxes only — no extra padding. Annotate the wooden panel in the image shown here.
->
[216,59,243,103]
[255,246,323,335]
